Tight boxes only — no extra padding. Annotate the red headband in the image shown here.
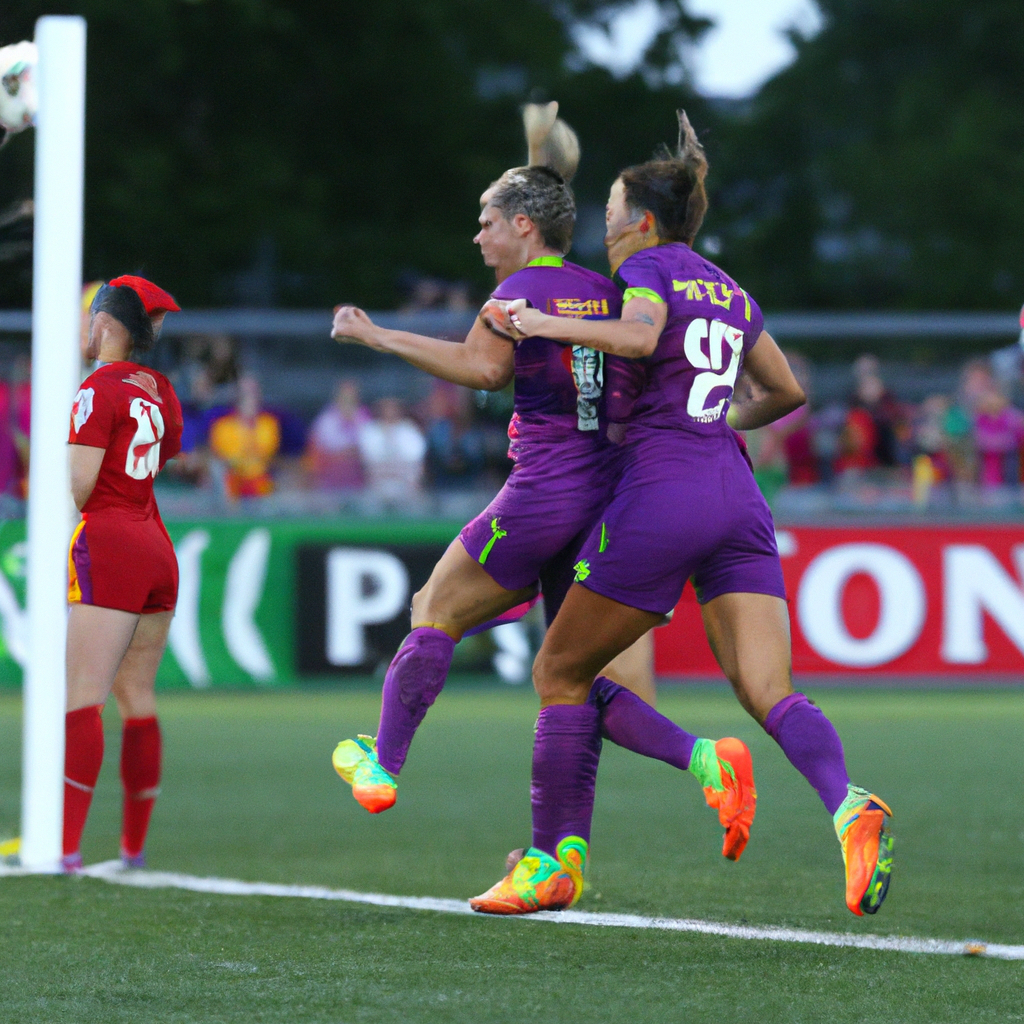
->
[108,275,181,315]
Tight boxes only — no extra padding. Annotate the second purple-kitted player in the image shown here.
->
[472,112,895,919]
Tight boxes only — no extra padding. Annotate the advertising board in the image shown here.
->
[654,526,1024,678]
[1,520,1021,686]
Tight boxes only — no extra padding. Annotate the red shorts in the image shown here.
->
[68,513,178,614]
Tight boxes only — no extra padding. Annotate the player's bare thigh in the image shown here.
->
[533,583,662,707]
[700,592,793,724]
[111,610,174,720]
[66,604,140,712]
[411,538,537,640]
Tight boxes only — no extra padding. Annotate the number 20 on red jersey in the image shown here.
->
[126,397,165,480]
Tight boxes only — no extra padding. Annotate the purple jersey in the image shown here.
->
[616,243,765,435]
[492,256,637,437]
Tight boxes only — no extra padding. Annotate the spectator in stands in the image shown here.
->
[910,394,954,504]
[973,384,1024,487]
[835,355,908,475]
[306,378,370,490]
[834,397,878,475]
[188,333,240,409]
[913,395,953,478]
[0,356,30,498]
[0,379,20,498]
[358,396,427,505]
[422,381,485,489]
[209,374,281,499]
[397,271,475,312]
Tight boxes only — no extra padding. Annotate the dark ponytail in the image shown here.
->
[619,110,708,246]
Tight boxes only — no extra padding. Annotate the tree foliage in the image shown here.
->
[3,1,1023,311]
[0,0,704,308]
[707,0,1024,309]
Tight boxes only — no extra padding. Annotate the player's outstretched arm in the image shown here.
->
[503,296,666,359]
[70,444,105,511]
[726,331,806,431]
[332,305,514,390]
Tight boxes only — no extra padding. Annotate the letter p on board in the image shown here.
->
[326,550,409,666]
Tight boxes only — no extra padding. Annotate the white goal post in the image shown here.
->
[19,15,86,872]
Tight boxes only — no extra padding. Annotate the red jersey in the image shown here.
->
[68,362,183,519]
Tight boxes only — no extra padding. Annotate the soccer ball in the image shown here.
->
[0,42,38,146]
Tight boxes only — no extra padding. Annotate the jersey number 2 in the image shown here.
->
[126,398,165,480]
[684,318,745,423]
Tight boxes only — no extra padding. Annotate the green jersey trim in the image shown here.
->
[622,286,665,304]
[526,255,565,268]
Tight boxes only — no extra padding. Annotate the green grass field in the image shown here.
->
[2,684,1023,1023]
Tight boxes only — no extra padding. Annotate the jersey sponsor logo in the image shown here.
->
[672,279,753,321]
[125,397,166,480]
[683,318,745,423]
[71,387,95,432]
[573,559,591,582]
[545,297,610,319]
[122,371,163,403]
[571,346,603,432]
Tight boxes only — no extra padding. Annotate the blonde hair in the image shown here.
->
[523,101,580,183]
[485,101,580,254]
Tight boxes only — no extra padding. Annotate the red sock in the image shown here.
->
[63,705,105,858]
[120,716,161,859]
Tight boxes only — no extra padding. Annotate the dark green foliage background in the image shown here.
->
[2,1,1023,311]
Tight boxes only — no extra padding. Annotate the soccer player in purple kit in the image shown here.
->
[328,103,682,817]
[473,112,894,919]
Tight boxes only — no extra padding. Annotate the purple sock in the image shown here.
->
[376,627,455,775]
[588,675,696,771]
[531,703,602,857]
[764,693,850,815]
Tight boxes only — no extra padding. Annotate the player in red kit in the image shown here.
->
[62,275,183,872]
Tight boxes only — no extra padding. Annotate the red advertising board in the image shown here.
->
[654,526,1024,678]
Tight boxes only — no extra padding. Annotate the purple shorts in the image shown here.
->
[460,427,621,622]
[574,427,786,615]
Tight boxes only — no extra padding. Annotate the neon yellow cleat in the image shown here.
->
[331,735,396,814]
[689,737,757,860]
[470,836,587,915]
[834,784,894,916]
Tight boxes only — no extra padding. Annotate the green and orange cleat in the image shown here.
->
[470,836,587,915]
[331,735,397,814]
[834,784,894,916]
[689,737,757,860]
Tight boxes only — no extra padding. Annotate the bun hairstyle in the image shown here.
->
[619,110,709,247]
[486,101,579,255]
[523,101,580,184]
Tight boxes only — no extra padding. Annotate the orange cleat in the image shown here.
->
[690,737,757,860]
[834,785,894,915]
[331,736,397,814]
[470,837,587,915]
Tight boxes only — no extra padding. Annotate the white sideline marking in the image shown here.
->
[0,860,994,962]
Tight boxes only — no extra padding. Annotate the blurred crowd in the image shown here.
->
[742,349,1024,510]
[155,334,511,513]
[1,334,1023,516]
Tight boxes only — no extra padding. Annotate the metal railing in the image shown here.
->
[0,308,1020,342]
